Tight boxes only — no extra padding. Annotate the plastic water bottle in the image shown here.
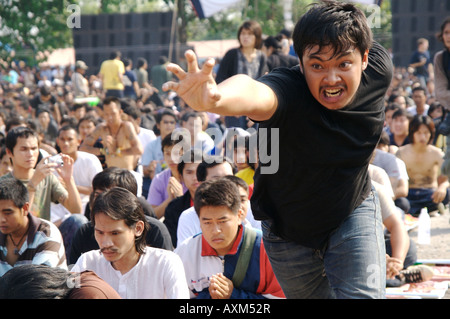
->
[417,208,431,245]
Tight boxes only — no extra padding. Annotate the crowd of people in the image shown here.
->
[0,1,449,299]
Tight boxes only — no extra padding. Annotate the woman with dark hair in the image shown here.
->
[216,20,268,130]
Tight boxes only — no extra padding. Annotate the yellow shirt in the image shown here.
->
[99,59,125,90]
[235,167,255,186]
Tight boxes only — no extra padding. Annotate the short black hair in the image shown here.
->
[196,155,236,182]
[5,126,39,154]
[293,1,373,64]
[194,178,241,216]
[0,177,29,208]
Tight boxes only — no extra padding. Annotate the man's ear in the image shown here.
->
[134,220,145,237]
[237,208,244,224]
[21,202,30,216]
[362,50,369,71]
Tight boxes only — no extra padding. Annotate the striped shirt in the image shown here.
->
[0,213,67,277]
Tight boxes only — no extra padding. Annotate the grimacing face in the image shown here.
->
[301,45,368,111]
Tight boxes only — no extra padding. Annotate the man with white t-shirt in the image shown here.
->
[73,187,189,299]
[52,126,103,257]
[176,155,260,246]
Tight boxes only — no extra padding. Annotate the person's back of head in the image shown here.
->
[293,0,372,65]
[123,104,141,121]
[263,36,283,51]
[0,264,72,299]
[137,57,147,69]
[159,56,168,65]
[110,51,121,60]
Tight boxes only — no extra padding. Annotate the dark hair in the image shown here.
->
[60,115,79,129]
[437,17,450,44]
[408,115,435,144]
[238,20,263,50]
[109,51,121,60]
[392,108,413,121]
[196,155,236,182]
[5,126,39,154]
[122,58,131,68]
[0,177,29,209]
[412,86,426,95]
[378,130,390,146]
[91,187,149,255]
[103,96,121,108]
[222,175,249,194]
[123,105,141,120]
[263,36,283,51]
[159,56,168,64]
[0,264,72,299]
[0,145,7,160]
[92,167,138,196]
[72,103,87,112]
[57,125,78,138]
[194,178,241,216]
[161,132,185,152]
[293,1,373,64]
[385,103,402,113]
[180,111,202,124]
[77,115,99,131]
[157,108,177,124]
[177,149,204,176]
[428,102,446,119]
[137,57,147,69]
[233,135,255,170]
[5,116,27,133]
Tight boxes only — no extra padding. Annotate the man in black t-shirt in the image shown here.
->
[163,1,393,299]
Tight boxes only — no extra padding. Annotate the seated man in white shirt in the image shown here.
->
[176,155,260,246]
[72,187,189,299]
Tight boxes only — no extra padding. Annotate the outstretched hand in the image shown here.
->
[163,50,221,112]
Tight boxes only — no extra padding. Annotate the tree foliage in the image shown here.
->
[0,0,74,64]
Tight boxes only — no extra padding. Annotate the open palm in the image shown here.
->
[164,50,221,111]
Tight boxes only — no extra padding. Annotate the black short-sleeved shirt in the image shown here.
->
[252,42,393,249]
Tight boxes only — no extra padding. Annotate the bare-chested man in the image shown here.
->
[80,97,143,171]
[396,115,450,216]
